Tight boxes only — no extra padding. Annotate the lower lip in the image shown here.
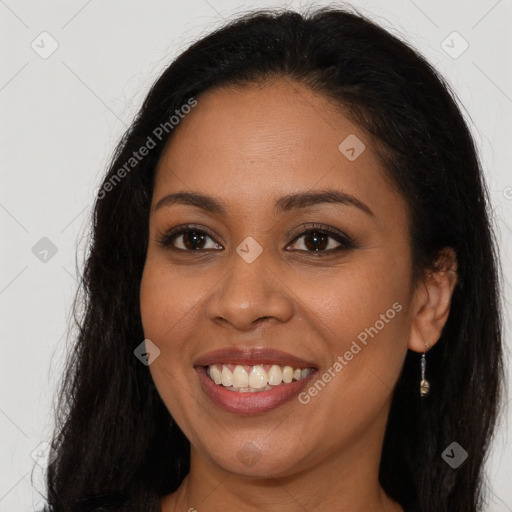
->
[195,366,317,415]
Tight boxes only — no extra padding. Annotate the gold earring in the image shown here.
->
[420,341,431,397]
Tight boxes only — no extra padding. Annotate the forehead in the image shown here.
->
[153,79,402,222]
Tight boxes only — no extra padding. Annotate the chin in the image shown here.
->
[201,438,307,479]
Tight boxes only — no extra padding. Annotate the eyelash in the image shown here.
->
[157,223,357,256]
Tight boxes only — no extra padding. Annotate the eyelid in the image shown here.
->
[286,222,355,246]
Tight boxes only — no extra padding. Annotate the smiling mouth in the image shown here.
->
[205,363,315,392]
[193,347,319,414]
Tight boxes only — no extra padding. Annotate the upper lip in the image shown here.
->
[194,347,318,369]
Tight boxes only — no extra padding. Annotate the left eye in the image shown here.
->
[287,229,350,253]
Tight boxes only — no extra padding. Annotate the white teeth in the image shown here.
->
[221,366,233,387]
[248,365,267,389]
[268,365,283,385]
[206,363,314,391]
[282,366,293,383]
[209,365,222,385]
[232,365,249,387]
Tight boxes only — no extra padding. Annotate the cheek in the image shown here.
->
[292,276,406,436]
[140,263,170,343]
[139,258,202,424]
[140,255,204,347]
[296,259,406,341]
[291,258,409,400]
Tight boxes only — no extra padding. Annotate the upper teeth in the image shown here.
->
[207,364,313,389]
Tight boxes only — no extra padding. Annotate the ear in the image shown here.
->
[408,247,458,353]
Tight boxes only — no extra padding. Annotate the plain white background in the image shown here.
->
[1,1,511,510]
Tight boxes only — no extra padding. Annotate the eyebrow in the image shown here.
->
[153,189,374,217]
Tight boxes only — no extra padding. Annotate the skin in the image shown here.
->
[139,78,458,512]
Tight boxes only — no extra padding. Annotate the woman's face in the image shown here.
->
[140,79,418,478]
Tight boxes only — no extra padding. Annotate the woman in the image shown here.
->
[44,6,504,512]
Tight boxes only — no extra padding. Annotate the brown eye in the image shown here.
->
[300,231,331,251]
[177,231,207,250]
[158,226,223,251]
[287,224,356,254]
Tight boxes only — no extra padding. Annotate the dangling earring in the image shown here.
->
[420,341,431,397]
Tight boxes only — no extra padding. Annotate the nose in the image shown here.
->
[206,247,294,331]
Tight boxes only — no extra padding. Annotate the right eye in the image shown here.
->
[157,225,224,251]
